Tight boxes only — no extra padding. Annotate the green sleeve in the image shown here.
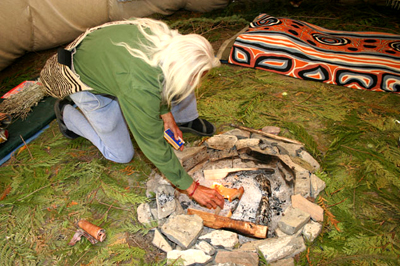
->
[118,87,193,190]
[160,104,170,115]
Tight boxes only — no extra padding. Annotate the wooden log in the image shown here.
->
[187,208,268,239]
[230,124,304,145]
[204,167,274,180]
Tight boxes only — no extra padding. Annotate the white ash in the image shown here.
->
[157,194,175,206]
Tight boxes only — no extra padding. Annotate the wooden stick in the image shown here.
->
[204,167,258,180]
[204,167,274,180]
[187,208,268,239]
[230,124,304,145]
[20,135,33,159]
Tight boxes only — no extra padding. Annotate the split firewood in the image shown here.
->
[204,167,274,180]
[211,183,244,215]
[230,124,304,145]
[187,208,268,239]
[212,183,244,202]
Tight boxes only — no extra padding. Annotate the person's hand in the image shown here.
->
[161,112,184,151]
[185,181,225,210]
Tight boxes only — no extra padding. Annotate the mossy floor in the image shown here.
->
[1,0,400,265]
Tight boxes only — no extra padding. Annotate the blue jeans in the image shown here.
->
[64,91,198,163]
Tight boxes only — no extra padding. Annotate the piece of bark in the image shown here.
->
[78,220,106,242]
[187,208,268,239]
[68,229,98,246]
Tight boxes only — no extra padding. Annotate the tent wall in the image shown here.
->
[0,0,230,71]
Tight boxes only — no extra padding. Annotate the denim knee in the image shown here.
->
[104,148,135,164]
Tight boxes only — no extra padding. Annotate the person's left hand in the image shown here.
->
[161,112,184,151]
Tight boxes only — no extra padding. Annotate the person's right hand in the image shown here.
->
[186,182,224,210]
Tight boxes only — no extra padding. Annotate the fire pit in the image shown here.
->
[138,126,325,265]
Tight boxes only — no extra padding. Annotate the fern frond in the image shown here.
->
[108,244,146,264]
[100,180,147,205]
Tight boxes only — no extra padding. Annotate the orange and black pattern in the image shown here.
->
[229,14,400,92]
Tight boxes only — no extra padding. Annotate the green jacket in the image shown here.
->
[73,24,193,190]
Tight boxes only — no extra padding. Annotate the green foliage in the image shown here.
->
[169,15,248,35]
[0,122,155,265]
[122,218,158,236]
[197,35,400,266]
[108,244,146,264]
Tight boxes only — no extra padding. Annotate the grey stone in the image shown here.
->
[167,249,212,265]
[250,133,265,139]
[203,159,234,171]
[137,203,153,224]
[152,229,173,253]
[291,194,324,222]
[238,239,265,252]
[235,138,260,150]
[248,144,280,155]
[294,170,311,198]
[275,142,304,157]
[161,214,203,249]
[232,158,258,168]
[277,154,307,173]
[199,230,239,250]
[302,221,322,242]
[298,150,320,171]
[278,206,310,235]
[275,228,290,238]
[310,173,326,198]
[277,161,295,182]
[195,240,216,255]
[223,128,251,139]
[173,198,185,215]
[209,149,239,162]
[275,227,303,238]
[257,235,306,262]
[261,126,281,135]
[214,250,259,266]
[270,257,295,266]
[174,146,209,171]
[156,184,176,219]
[146,170,171,198]
[205,135,238,150]
[149,200,159,220]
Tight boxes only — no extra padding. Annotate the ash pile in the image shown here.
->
[137,126,326,265]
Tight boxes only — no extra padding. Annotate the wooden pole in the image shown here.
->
[230,124,304,145]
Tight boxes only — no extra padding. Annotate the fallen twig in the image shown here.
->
[230,124,304,145]
[17,184,51,202]
[20,135,33,159]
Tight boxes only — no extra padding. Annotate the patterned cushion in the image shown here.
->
[227,14,400,93]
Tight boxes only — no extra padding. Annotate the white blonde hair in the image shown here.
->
[114,18,221,105]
